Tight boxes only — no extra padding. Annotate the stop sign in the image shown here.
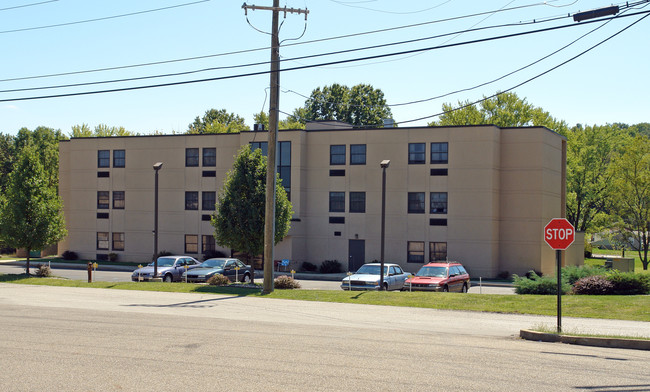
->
[544,218,575,250]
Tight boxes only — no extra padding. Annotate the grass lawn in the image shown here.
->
[1,274,648,322]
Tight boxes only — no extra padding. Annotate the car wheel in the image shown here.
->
[382,282,389,291]
[242,273,251,283]
[461,283,468,293]
[442,285,449,292]
[163,274,173,283]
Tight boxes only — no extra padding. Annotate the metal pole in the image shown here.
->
[153,163,162,279]
[379,165,387,291]
[556,249,562,333]
[262,0,280,294]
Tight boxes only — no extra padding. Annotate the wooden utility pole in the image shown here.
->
[242,2,308,294]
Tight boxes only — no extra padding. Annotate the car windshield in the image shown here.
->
[149,257,176,267]
[201,259,226,268]
[355,265,387,275]
[416,266,447,278]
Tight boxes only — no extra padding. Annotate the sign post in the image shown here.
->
[544,218,575,333]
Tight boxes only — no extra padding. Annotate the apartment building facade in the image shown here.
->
[58,123,583,278]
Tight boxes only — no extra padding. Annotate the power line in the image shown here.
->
[0,0,58,12]
[0,0,211,35]
[1,10,647,103]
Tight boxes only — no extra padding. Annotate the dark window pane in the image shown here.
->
[97,191,109,209]
[408,192,425,213]
[429,242,447,261]
[250,142,268,156]
[431,142,448,164]
[349,192,366,213]
[429,219,448,226]
[203,148,216,166]
[112,232,124,251]
[202,235,215,253]
[279,141,291,166]
[185,148,199,167]
[330,145,346,165]
[202,192,216,211]
[113,191,125,209]
[329,192,345,212]
[350,144,366,165]
[430,168,448,176]
[113,150,125,168]
[408,143,425,164]
[329,216,345,224]
[98,150,110,168]
[329,169,345,176]
[430,192,447,214]
[407,241,425,263]
[185,192,199,210]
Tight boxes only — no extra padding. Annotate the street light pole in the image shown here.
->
[153,162,163,279]
[379,160,390,291]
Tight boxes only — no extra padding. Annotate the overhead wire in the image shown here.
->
[0,0,58,12]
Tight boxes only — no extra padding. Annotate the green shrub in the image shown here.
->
[584,241,593,258]
[206,274,230,286]
[61,250,78,260]
[562,265,607,285]
[572,275,613,295]
[319,260,342,274]
[274,275,301,289]
[35,264,52,277]
[301,261,317,272]
[513,271,570,295]
[606,272,650,295]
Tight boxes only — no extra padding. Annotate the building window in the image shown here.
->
[202,235,215,253]
[185,148,199,167]
[408,192,425,213]
[98,150,110,168]
[350,144,366,165]
[407,241,425,263]
[430,242,447,262]
[203,148,216,167]
[330,145,346,165]
[96,232,109,250]
[185,235,198,254]
[349,192,366,213]
[408,143,425,164]
[430,192,448,214]
[113,191,125,209]
[250,141,268,156]
[97,191,109,209]
[431,142,448,164]
[113,150,125,168]
[329,192,345,212]
[277,141,291,201]
[112,232,125,251]
[185,192,199,210]
[202,191,216,211]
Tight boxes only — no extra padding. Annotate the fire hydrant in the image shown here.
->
[87,262,92,283]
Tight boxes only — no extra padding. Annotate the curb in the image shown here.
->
[519,329,650,351]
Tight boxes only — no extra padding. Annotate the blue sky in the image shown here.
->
[1,0,648,136]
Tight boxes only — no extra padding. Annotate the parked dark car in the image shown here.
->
[404,262,470,292]
[182,258,252,283]
[341,263,410,291]
[131,256,201,282]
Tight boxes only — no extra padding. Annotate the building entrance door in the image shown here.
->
[348,240,365,272]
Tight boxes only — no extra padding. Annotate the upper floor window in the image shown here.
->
[185,191,199,210]
[113,191,125,209]
[98,150,110,168]
[408,192,425,213]
[203,148,216,167]
[430,192,448,214]
[97,191,109,209]
[408,143,425,164]
[278,141,291,201]
[250,142,268,156]
[349,192,366,213]
[202,191,216,211]
[113,150,125,168]
[329,192,345,212]
[185,148,199,167]
[431,142,448,164]
[350,144,366,165]
[330,145,346,165]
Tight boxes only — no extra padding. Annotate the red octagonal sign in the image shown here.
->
[544,218,575,250]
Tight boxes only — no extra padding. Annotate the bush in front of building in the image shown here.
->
[35,264,52,277]
[61,250,78,260]
[274,275,301,289]
[562,265,607,285]
[572,275,613,295]
[319,260,342,274]
[206,274,230,286]
[513,271,571,295]
[607,271,650,295]
[301,262,317,272]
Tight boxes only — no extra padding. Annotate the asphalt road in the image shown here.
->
[0,264,515,294]
[0,284,648,392]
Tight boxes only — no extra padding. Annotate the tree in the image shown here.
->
[0,133,15,194]
[430,92,568,134]
[70,123,136,137]
[253,111,305,130]
[609,134,650,270]
[188,109,249,134]
[302,83,393,127]
[0,143,67,274]
[14,127,66,190]
[211,145,293,282]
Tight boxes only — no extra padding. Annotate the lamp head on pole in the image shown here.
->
[380,159,390,169]
[153,162,163,171]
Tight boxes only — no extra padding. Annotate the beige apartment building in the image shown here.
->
[58,122,583,278]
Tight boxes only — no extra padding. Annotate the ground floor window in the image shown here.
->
[112,233,125,251]
[202,235,215,253]
[429,242,447,261]
[96,232,109,250]
[407,241,425,263]
[185,235,198,254]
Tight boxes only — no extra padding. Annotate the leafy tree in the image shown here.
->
[70,123,136,137]
[609,134,650,270]
[253,111,305,130]
[14,127,66,190]
[0,133,15,194]
[211,145,293,282]
[188,108,248,134]
[430,92,568,134]
[302,83,393,127]
[0,143,67,274]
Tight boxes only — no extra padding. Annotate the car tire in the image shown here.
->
[442,285,449,292]
[163,274,173,283]
[461,283,468,293]
[382,282,389,291]
[242,273,251,283]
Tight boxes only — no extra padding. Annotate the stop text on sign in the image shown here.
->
[545,227,573,241]
[544,218,575,250]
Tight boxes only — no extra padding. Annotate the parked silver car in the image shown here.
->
[341,263,410,291]
[131,256,201,282]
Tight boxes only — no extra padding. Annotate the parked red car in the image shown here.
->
[404,262,470,292]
